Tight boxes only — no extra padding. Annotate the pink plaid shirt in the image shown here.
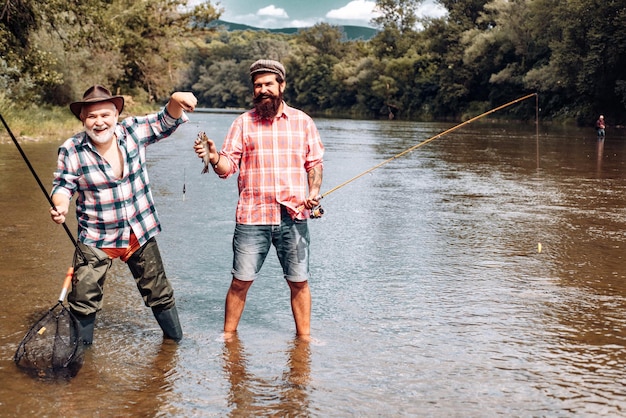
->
[218,103,324,224]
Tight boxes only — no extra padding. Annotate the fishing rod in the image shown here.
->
[0,113,86,259]
[306,92,538,217]
[183,168,186,201]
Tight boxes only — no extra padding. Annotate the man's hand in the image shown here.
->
[193,136,219,163]
[303,194,321,210]
[50,195,70,224]
[167,92,198,119]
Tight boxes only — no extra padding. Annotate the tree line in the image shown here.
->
[2,0,625,125]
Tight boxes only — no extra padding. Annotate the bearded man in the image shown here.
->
[193,59,325,339]
[50,85,197,344]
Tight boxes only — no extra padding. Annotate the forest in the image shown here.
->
[1,0,625,126]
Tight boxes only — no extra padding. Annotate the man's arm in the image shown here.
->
[304,164,323,209]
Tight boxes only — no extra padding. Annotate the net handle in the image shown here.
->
[58,267,74,302]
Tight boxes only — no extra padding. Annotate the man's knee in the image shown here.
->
[230,278,253,293]
[288,280,309,290]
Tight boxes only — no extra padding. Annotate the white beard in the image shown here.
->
[86,125,115,145]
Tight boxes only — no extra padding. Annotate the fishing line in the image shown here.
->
[320,93,538,201]
[534,93,543,253]
[0,113,87,260]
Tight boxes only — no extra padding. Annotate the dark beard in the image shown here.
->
[253,91,283,120]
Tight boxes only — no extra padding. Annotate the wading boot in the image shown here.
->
[152,306,183,342]
[73,313,96,345]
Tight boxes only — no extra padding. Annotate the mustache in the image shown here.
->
[253,93,276,103]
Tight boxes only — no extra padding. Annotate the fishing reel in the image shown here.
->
[297,196,324,219]
[310,205,325,219]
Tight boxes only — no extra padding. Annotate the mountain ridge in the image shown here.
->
[208,19,378,40]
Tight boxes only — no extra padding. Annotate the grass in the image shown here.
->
[0,107,80,144]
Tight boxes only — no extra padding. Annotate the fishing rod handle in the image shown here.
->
[58,267,74,302]
[295,195,324,218]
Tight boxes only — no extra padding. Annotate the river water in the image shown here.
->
[1,112,626,416]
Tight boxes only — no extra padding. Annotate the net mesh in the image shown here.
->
[14,303,84,378]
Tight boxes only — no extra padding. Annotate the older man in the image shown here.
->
[50,85,197,344]
[194,59,324,338]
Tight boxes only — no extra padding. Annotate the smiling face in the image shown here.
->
[81,101,118,145]
[252,73,285,120]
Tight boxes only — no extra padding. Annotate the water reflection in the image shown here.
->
[597,137,605,176]
[36,339,181,416]
[223,334,311,416]
[135,340,180,416]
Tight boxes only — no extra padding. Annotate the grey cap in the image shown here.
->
[249,59,285,81]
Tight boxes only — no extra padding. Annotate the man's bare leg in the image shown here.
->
[224,278,253,334]
[288,280,311,337]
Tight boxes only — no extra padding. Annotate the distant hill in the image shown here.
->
[208,19,378,41]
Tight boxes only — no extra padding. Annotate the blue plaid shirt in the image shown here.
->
[52,108,188,248]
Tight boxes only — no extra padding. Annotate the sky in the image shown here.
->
[191,0,447,29]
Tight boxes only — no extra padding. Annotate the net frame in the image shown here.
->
[13,267,85,378]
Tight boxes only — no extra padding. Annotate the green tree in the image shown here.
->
[113,0,220,101]
[370,0,423,59]
[297,23,347,57]
[1,0,221,108]
[372,0,420,33]
[0,0,64,102]
[285,24,351,112]
[460,0,541,116]
[475,0,626,122]
[192,59,249,108]
[183,30,292,108]
[286,53,342,111]
[332,55,379,116]
[420,0,490,116]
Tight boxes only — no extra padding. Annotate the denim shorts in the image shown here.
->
[232,208,310,282]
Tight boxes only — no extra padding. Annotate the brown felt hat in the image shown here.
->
[249,59,286,81]
[69,85,124,120]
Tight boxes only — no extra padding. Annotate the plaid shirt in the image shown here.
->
[52,109,188,248]
[219,103,324,224]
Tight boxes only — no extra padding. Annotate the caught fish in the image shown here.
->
[197,131,211,174]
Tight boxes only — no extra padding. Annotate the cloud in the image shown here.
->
[325,0,447,26]
[257,5,289,19]
[326,0,381,22]
[221,0,446,29]
[231,4,319,28]
[290,18,321,27]
[225,5,292,28]
[417,2,447,19]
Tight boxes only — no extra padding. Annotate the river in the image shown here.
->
[1,112,626,416]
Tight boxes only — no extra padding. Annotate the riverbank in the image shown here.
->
[2,104,620,145]
[0,107,80,144]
